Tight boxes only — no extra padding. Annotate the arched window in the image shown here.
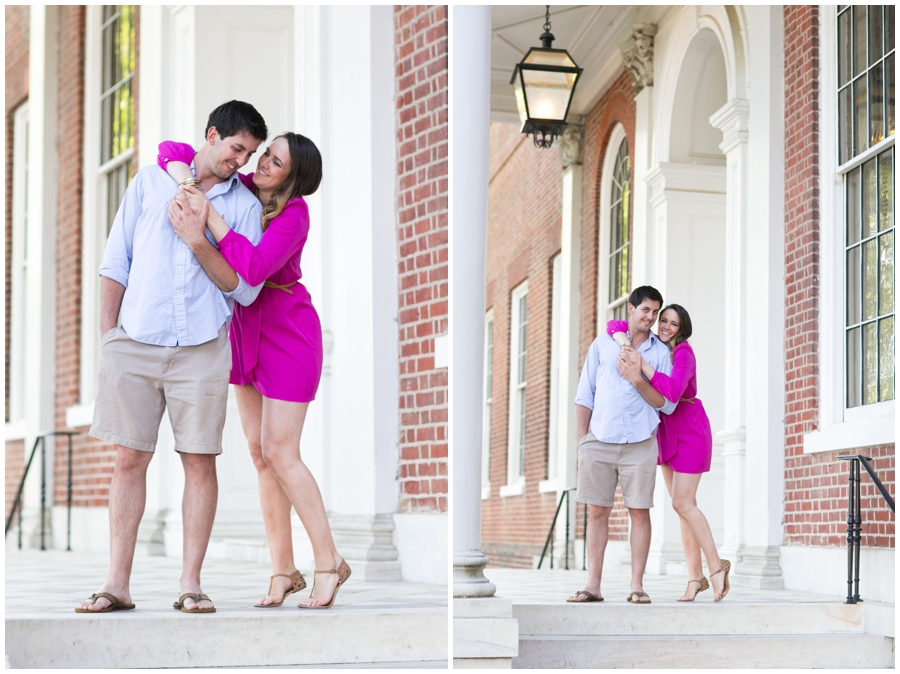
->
[608,138,632,319]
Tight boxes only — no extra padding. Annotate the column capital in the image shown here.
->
[709,99,750,154]
[558,118,584,169]
[618,23,657,93]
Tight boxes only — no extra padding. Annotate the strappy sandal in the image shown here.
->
[677,577,709,602]
[74,592,135,613]
[254,570,306,608]
[297,559,351,609]
[567,590,603,603]
[173,592,216,613]
[710,559,731,601]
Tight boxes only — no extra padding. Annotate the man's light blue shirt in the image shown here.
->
[575,331,677,444]
[99,163,264,347]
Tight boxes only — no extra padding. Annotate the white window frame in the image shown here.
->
[540,254,563,493]
[68,5,136,427]
[596,123,630,323]
[501,281,528,497]
[481,309,494,500]
[805,6,894,454]
[6,102,30,438]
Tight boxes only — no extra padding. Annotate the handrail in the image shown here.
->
[5,430,79,551]
[537,488,586,570]
[836,454,895,604]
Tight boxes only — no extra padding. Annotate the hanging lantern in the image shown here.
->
[510,6,583,148]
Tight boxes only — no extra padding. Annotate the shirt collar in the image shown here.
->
[189,160,240,198]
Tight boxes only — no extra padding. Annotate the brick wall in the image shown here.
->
[481,72,637,568]
[782,5,893,548]
[5,6,30,517]
[394,5,448,513]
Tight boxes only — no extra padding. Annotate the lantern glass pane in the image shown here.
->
[523,50,577,68]
[521,70,577,121]
[513,74,529,127]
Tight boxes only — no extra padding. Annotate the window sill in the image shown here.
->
[538,478,560,494]
[499,480,525,498]
[803,414,895,454]
[481,483,491,500]
[66,402,95,430]
[5,419,27,441]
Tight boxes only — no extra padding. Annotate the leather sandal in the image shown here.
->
[710,559,731,601]
[626,591,651,604]
[298,559,351,609]
[567,590,603,603]
[677,577,709,602]
[255,570,306,608]
[173,592,216,613]
[74,592,135,613]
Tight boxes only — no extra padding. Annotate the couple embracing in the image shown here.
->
[568,285,730,605]
[76,100,349,614]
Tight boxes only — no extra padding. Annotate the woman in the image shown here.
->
[159,135,350,609]
[609,305,730,602]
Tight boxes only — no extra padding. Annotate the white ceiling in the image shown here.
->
[490,5,674,122]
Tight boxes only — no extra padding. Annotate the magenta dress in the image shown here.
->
[607,320,712,473]
[159,142,323,402]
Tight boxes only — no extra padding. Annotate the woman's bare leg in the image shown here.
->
[669,469,724,600]
[258,397,343,607]
[234,385,297,606]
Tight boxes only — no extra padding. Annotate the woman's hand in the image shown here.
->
[617,347,643,383]
[178,185,211,217]
[168,192,209,249]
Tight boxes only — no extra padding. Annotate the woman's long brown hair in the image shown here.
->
[258,132,323,231]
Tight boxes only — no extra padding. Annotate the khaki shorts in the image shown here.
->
[89,325,231,454]
[575,431,657,509]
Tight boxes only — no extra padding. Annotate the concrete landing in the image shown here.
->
[5,549,448,668]
[486,568,894,669]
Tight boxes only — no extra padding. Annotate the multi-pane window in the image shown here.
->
[506,282,528,487]
[482,311,494,498]
[100,5,136,234]
[608,139,631,319]
[839,5,895,408]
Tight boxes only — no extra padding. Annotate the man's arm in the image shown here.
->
[99,276,126,335]
[168,197,240,292]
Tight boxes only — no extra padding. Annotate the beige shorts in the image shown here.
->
[575,431,657,509]
[89,325,231,454]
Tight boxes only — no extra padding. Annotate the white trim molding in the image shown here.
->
[502,280,528,497]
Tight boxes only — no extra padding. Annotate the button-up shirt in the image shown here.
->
[575,331,677,444]
[99,162,264,346]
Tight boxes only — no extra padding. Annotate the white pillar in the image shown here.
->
[21,5,59,549]
[631,86,654,287]
[451,8,518,666]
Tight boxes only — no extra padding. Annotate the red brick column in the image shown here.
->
[394,6,448,513]
[5,6,31,517]
[782,5,893,548]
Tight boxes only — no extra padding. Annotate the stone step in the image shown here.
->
[514,601,870,636]
[6,605,447,668]
[515,634,895,669]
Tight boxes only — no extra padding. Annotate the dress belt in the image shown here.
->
[679,397,696,404]
[264,280,298,294]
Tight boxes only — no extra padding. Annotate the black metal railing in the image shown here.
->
[837,454,894,604]
[5,430,79,551]
[537,488,587,570]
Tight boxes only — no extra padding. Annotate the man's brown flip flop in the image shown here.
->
[74,592,135,613]
[173,592,216,613]
[567,590,604,603]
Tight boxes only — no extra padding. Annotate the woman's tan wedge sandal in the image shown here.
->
[255,570,306,608]
[677,577,710,602]
[298,559,352,609]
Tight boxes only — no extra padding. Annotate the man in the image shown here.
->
[568,286,676,604]
[76,101,268,613]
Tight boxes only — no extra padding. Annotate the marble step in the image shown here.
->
[5,604,447,669]
[515,634,895,669]
[514,601,872,636]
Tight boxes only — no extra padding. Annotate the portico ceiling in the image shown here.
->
[490,5,674,122]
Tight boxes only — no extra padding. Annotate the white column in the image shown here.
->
[452,8,518,667]
[631,86,654,287]
[21,5,59,548]
[739,5,786,588]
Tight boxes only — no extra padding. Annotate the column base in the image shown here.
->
[453,596,518,667]
[454,550,497,597]
[733,545,784,589]
[135,508,166,556]
[645,542,686,575]
[330,513,402,581]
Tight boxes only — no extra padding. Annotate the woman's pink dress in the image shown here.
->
[607,320,712,473]
[159,141,323,402]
